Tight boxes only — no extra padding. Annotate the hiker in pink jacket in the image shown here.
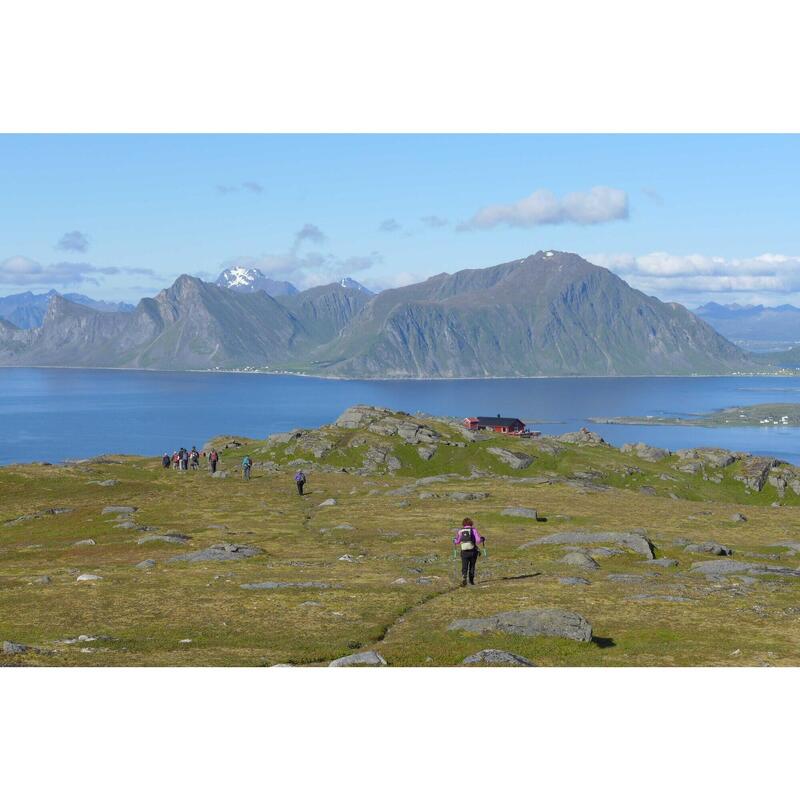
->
[454,517,485,586]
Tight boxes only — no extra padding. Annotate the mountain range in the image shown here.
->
[695,301,800,348]
[0,251,758,377]
[0,290,134,329]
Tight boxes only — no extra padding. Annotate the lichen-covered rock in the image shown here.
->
[462,649,535,666]
[168,543,263,563]
[684,542,732,556]
[560,552,600,570]
[329,651,387,667]
[555,428,606,445]
[621,442,670,462]
[487,447,534,470]
[502,507,538,520]
[523,530,655,559]
[448,608,592,642]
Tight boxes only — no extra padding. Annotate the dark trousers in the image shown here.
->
[461,549,478,583]
[243,466,251,479]
[296,480,305,495]
[210,461,217,473]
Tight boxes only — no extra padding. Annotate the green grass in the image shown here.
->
[2,413,800,666]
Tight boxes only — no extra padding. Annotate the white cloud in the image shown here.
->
[590,251,800,303]
[460,186,629,231]
[0,255,157,287]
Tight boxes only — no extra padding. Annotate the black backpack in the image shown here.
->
[458,527,476,551]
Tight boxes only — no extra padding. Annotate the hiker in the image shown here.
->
[190,447,200,470]
[180,448,189,471]
[454,517,485,587]
[295,470,306,495]
[209,449,219,474]
[161,453,170,469]
[172,451,180,470]
[242,454,252,480]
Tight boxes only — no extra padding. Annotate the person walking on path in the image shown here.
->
[190,447,200,470]
[209,449,219,474]
[161,453,171,469]
[242,455,252,480]
[294,470,306,495]
[180,448,189,471]
[454,517,485,587]
[172,451,180,470]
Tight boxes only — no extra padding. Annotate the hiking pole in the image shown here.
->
[452,547,459,583]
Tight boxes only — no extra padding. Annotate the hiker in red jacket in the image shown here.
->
[209,449,219,474]
[454,517,485,586]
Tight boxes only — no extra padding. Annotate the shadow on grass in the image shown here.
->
[592,636,616,649]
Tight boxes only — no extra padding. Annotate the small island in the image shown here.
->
[590,403,800,427]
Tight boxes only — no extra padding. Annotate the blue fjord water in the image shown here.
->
[3,368,800,465]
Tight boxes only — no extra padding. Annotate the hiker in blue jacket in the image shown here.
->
[242,455,252,480]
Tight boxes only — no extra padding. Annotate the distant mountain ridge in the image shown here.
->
[695,301,800,347]
[0,251,757,377]
[0,290,133,329]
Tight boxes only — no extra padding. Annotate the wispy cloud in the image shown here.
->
[216,181,264,195]
[0,255,158,287]
[459,186,629,231]
[420,215,449,229]
[641,187,664,205]
[379,218,401,233]
[293,223,327,248]
[55,230,90,253]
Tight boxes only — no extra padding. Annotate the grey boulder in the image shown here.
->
[329,651,387,667]
[684,542,732,556]
[522,530,655,559]
[448,608,592,642]
[462,649,535,666]
[502,507,539,520]
[102,506,137,515]
[2,641,30,654]
[560,552,599,570]
[487,447,534,470]
[169,543,263,563]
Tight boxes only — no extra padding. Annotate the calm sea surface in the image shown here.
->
[3,368,800,465]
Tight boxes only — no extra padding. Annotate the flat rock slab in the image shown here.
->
[169,543,263,563]
[319,498,337,506]
[502,507,539,520]
[558,577,590,586]
[648,558,679,568]
[462,649,535,666]
[73,539,96,547]
[88,479,119,486]
[606,574,646,583]
[135,559,156,569]
[3,641,30,654]
[523,531,654,559]
[560,552,599,570]
[240,581,334,590]
[329,651,387,667]
[487,447,534,470]
[687,559,800,577]
[631,594,693,603]
[137,534,191,545]
[448,608,592,642]
[76,574,103,582]
[102,506,137,515]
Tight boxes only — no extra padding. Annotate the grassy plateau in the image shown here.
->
[2,405,800,667]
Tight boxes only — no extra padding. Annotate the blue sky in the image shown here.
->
[2,134,800,307]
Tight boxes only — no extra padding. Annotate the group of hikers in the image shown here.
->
[158,451,486,585]
[161,447,220,473]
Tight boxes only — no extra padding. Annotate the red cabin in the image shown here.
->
[463,415,527,435]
